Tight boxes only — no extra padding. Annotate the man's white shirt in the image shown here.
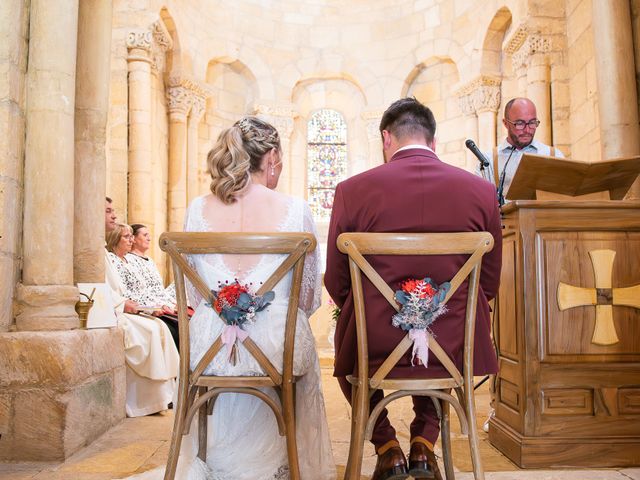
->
[477,139,564,198]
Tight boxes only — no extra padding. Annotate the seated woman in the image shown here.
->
[105,223,180,417]
[125,117,335,480]
[126,223,180,347]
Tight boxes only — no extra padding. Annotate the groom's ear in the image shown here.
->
[381,130,392,150]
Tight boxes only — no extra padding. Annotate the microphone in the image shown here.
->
[465,139,489,168]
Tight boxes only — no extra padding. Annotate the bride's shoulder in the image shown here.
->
[188,193,213,210]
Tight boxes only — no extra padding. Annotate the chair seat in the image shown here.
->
[346,374,460,391]
[196,375,302,388]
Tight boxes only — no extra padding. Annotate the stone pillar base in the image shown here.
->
[0,328,125,461]
[15,284,79,331]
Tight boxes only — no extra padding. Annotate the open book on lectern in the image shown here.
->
[505,153,640,201]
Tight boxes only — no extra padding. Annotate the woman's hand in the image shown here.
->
[161,305,176,315]
[152,305,176,317]
[124,299,140,314]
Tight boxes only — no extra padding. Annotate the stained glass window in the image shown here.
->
[307,109,347,221]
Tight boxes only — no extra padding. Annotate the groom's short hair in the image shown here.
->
[379,97,436,144]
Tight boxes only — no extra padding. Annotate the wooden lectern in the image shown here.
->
[488,153,640,467]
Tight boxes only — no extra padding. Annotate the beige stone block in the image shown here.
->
[0,257,17,331]
[569,67,587,108]
[566,0,592,44]
[0,331,92,388]
[0,102,25,180]
[10,390,66,461]
[552,118,571,146]
[0,392,12,437]
[568,27,593,74]
[63,372,123,454]
[90,328,125,375]
[551,82,570,109]
[585,58,598,99]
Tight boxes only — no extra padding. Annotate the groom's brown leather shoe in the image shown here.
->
[408,442,442,480]
[371,446,409,480]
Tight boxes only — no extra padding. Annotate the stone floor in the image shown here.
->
[1,366,639,480]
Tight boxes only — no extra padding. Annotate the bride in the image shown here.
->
[129,116,335,480]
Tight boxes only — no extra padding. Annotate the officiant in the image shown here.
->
[480,97,565,204]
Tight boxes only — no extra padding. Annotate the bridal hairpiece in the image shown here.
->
[235,117,280,148]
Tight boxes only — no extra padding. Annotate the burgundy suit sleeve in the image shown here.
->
[324,183,351,308]
[480,196,503,301]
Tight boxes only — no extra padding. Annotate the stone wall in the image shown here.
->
[566,0,600,162]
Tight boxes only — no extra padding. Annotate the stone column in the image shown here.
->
[17,0,80,331]
[126,29,154,226]
[592,0,640,198]
[0,0,29,331]
[474,81,501,153]
[187,96,206,204]
[511,35,552,145]
[254,104,296,194]
[455,76,501,170]
[167,85,191,232]
[74,0,112,283]
[456,93,479,169]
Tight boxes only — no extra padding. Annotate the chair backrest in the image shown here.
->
[160,232,317,388]
[337,232,494,389]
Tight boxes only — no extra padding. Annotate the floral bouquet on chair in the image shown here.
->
[392,277,450,368]
[210,280,275,365]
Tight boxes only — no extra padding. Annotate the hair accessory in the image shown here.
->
[236,117,252,135]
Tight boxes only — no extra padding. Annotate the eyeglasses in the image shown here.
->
[505,119,540,131]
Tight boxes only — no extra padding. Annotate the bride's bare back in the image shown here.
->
[199,184,295,279]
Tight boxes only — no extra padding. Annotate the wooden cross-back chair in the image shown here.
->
[159,232,317,480]
[337,232,494,480]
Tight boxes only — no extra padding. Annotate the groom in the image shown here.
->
[325,98,502,480]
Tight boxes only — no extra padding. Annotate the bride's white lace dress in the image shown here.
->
[126,193,335,480]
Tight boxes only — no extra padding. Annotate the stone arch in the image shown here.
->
[289,77,368,219]
[202,58,259,180]
[480,6,513,75]
[159,7,182,77]
[206,57,259,115]
[401,57,466,169]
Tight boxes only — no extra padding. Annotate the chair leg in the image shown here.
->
[164,377,190,480]
[344,383,368,480]
[464,387,485,480]
[439,400,455,480]
[197,386,208,462]
[282,382,301,480]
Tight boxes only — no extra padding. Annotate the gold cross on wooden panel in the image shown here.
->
[557,249,640,346]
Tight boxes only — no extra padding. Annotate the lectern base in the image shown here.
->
[489,417,640,468]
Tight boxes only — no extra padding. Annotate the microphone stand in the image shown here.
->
[497,145,517,207]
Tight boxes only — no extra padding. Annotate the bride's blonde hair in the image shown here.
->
[207,116,281,204]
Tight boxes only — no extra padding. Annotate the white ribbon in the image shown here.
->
[408,328,429,368]
[221,325,249,363]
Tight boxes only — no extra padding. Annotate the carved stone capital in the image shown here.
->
[504,23,528,55]
[167,86,192,116]
[253,103,297,139]
[454,76,502,114]
[150,20,173,74]
[189,96,206,123]
[168,75,213,98]
[126,29,152,52]
[511,34,552,72]
[457,95,476,116]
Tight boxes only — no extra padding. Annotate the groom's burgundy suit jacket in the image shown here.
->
[325,147,502,380]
